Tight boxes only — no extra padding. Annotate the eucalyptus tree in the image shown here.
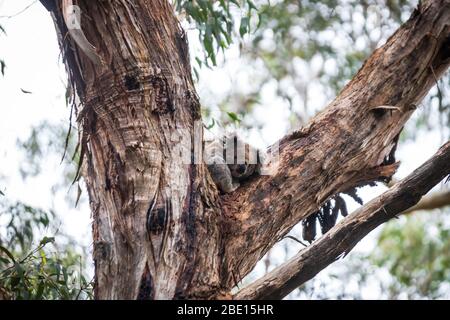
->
[36,0,450,299]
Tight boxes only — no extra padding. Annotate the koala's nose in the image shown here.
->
[237,164,246,174]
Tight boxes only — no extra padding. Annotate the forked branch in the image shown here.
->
[219,0,450,289]
[234,141,450,300]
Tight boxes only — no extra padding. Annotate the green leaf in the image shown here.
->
[226,112,241,123]
[20,88,32,94]
[239,16,250,37]
[35,281,45,299]
[75,183,82,208]
[193,66,200,82]
[203,25,217,66]
[0,245,16,263]
[14,262,25,278]
[229,0,240,7]
[39,236,55,246]
[205,118,216,130]
[0,60,5,76]
[195,57,202,68]
[39,249,47,266]
[247,0,257,11]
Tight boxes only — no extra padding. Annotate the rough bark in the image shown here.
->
[234,141,450,300]
[40,0,450,299]
[42,0,223,299]
[220,0,450,287]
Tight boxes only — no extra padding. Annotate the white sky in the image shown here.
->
[0,1,92,246]
[0,0,448,299]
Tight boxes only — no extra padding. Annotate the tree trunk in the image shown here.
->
[41,0,450,299]
[43,0,224,299]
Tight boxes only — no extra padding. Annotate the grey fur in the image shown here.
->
[205,133,265,193]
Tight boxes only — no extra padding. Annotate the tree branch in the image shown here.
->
[220,0,450,288]
[385,180,449,214]
[234,141,450,300]
[403,189,450,214]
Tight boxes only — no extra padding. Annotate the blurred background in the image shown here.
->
[0,0,449,299]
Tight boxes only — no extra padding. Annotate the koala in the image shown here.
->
[205,133,265,193]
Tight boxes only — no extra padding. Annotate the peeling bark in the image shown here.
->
[42,0,223,299]
[220,0,450,287]
[40,0,450,299]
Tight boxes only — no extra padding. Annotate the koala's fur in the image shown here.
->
[205,133,265,193]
